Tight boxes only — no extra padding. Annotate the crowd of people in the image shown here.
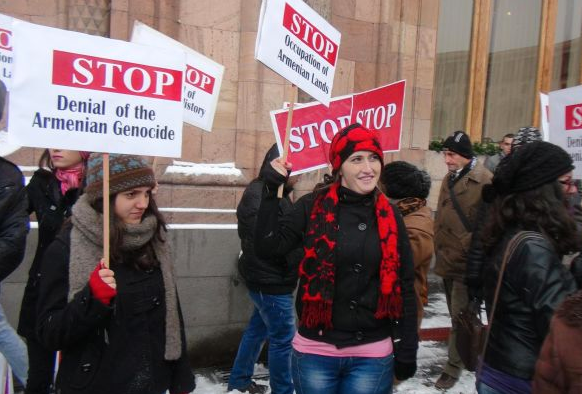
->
[1,71,581,394]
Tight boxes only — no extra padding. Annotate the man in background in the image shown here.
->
[484,133,513,173]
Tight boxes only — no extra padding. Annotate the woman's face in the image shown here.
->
[339,150,381,195]
[49,149,83,169]
[558,171,578,199]
[114,186,151,224]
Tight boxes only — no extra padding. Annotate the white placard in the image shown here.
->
[131,21,224,132]
[8,20,186,157]
[0,14,14,90]
[549,84,582,178]
[255,0,341,106]
[539,92,549,141]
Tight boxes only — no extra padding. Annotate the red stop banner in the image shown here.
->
[270,80,406,175]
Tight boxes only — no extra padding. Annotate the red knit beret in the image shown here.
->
[328,123,384,171]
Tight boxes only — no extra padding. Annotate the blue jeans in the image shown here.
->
[0,302,28,385]
[228,291,295,394]
[292,350,394,394]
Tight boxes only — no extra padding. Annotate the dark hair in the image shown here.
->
[313,172,340,193]
[38,149,55,171]
[502,133,514,140]
[482,181,579,255]
[90,190,167,270]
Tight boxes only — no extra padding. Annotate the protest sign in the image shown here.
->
[255,0,341,106]
[352,80,405,152]
[131,21,224,132]
[8,20,185,157]
[270,80,406,175]
[0,14,14,90]
[549,84,582,177]
[539,92,550,141]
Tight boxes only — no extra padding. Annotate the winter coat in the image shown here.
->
[18,169,80,338]
[402,205,433,326]
[482,230,577,380]
[434,161,492,280]
[36,225,195,394]
[533,290,582,394]
[0,157,28,282]
[484,152,505,173]
[255,184,418,365]
[237,178,299,294]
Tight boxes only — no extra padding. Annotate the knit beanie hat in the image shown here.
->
[510,127,542,153]
[442,131,474,159]
[84,153,156,201]
[484,141,574,201]
[382,161,431,199]
[329,123,384,171]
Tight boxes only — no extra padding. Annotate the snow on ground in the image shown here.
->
[192,342,477,393]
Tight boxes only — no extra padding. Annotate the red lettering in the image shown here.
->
[282,3,338,66]
[565,103,582,130]
[51,50,182,101]
[0,28,12,51]
[185,65,215,94]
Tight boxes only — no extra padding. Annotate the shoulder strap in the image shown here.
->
[448,182,472,232]
[477,231,544,378]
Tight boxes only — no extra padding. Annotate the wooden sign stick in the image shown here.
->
[277,84,298,198]
[102,153,110,268]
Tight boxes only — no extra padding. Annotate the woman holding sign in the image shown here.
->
[18,148,89,394]
[36,154,195,394]
[255,124,418,394]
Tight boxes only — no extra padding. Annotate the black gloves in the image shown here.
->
[259,161,288,189]
[394,359,416,381]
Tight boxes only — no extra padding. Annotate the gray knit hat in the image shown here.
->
[84,153,156,201]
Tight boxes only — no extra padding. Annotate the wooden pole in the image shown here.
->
[102,153,110,268]
[277,85,298,198]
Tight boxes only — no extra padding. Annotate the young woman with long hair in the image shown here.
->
[478,141,579,394]
[254,124,418,394]
[36,154,195,394]
[18,149,89,394]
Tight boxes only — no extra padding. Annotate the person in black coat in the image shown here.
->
[18,149,88,394]
[477,141,578,394]
[36,154,195,394]
[0,156,30,387]
[0,79,30,387]
[228,144,301,394]
[255,124,418,394]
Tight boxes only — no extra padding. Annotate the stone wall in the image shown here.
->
[1,0,441,215]
[1,227,251,368]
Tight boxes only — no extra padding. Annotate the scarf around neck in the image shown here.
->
[55,162,85,195]
[69,194,182,360]
[396,197,427,217]
[298,182,402,329]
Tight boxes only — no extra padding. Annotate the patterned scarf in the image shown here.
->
[396,197,427,217]
[298,182,402,329]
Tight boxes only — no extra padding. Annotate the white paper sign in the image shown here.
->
[131,21,224,132]
[255,0,341,106]
[0,14,14,90]
[549,84,582,178]
[8,20,186,157]
[539,92,549,141]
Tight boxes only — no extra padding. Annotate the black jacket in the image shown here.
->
[36,227,195,394]
[0,157,28,282]
[237,178,299,294]
[255,181,418,364]
[482,230,577,380]
[18,169,80,338]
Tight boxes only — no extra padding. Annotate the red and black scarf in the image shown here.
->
[298,181,402,329]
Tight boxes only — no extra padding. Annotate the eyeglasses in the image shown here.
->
[558,179,577,190]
